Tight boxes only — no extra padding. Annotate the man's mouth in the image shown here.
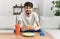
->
[26,13,31,15]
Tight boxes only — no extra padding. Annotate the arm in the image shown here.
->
[33,21,41,30]
[36,21,41,29]
[33,12,41,30]
[17,20,26,30]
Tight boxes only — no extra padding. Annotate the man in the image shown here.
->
[15,2,45,36]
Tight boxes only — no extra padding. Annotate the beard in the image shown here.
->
[25,10,31,15]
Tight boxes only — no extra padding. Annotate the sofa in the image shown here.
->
[40,16,60,29]
[0,16,16,30]
[0,16,60,30]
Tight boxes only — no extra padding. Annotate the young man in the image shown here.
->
[15,2,45,36]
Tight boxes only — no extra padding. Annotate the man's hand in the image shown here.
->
[21,26,27,31]
[21,25,34,31]
[33,21,41,31]
[27,25,34,30]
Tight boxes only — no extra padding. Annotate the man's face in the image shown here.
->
[24,6,32,15]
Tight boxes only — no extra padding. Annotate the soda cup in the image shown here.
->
[40,32,45,36]
[15,24,20,35]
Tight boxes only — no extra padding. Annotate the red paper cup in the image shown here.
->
[15,24,20,35]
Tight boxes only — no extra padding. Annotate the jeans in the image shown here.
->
[14,29,43,32]
[14,29,45,36]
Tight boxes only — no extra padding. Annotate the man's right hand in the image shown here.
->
[21,26,34,31]
[21,26,27,31]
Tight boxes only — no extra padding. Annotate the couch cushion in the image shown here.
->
[40,16,60,29]
[0,16,16,29]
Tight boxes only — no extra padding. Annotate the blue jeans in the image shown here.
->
[14,29,45,36]
[20,29,43,32]
[14,29,43,32]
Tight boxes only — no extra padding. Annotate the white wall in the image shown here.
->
[43,0,54,16]
[38,0,44,16]
[0,0,56,16]
[0,0,40,16]
[37,0,54,16]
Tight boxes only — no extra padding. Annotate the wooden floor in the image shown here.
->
[0,32,53,39]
